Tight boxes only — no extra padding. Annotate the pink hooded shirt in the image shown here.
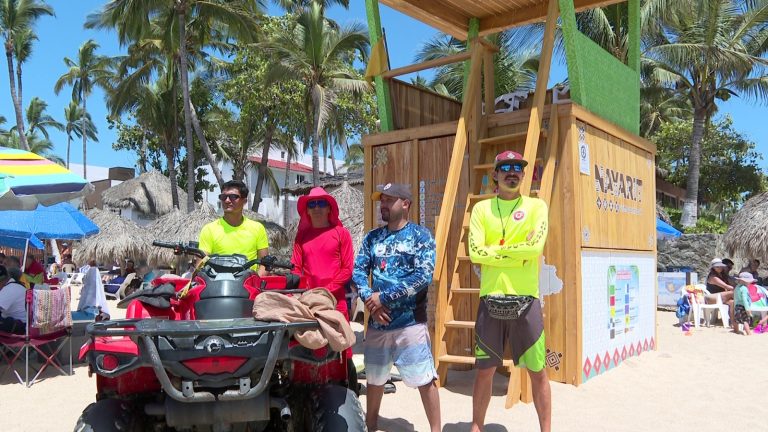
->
[291,187,354,315]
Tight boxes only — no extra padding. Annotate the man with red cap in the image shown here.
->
[291,186,355,316]
[468,150,551,432]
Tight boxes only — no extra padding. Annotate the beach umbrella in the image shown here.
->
[0,146,92,210]
[723,192,768,259]
[656,218,682,241]
[102,170,187,217]
[0,232,43,250]
[147,204,290,266]
[73,208,152,265]
[0,202,99,240]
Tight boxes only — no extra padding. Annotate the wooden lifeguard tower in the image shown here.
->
[362,0,658,408]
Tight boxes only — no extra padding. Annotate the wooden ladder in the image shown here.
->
[432,0,561,408]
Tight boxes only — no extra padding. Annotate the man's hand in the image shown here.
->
[372,306,391,325]
[366,292,391,325]
[365,292,383,312]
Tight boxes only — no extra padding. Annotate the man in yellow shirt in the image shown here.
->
[468,150,551,432]
[198,180,269,276]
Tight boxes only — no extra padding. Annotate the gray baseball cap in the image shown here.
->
[372,183,412,201]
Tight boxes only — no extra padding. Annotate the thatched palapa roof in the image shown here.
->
[102,170,187,216]
[148,204,290,266]
[73,208,152,265]
[288,181,364,254]
[723,193,768,260]
[282,172,363,196]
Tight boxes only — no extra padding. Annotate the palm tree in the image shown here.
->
[415,31,539,101]
[13,26,35,114]
[54,39,112,180]
[644,0,768,227]
[0,130,62,164]
[22,97,63,139]
[343,142,363,172]
[263,2,369,185]
[0,0,54,151]
[64,100,97,169]
[86,1,262,211]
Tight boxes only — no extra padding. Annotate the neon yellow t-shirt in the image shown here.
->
[198,217,269,260]
[468,195,548,297]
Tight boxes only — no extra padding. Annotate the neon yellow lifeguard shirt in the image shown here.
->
[198,217,269,260]
[468,195,548,297]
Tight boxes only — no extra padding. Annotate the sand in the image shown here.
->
[2,305,767,432]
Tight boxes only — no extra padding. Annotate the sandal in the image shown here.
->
[383,379,397,394]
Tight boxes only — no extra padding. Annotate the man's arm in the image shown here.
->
[496,202,548,260]
[257,248,269,277]
[468,203,529,267]
[379,228,436,308]
[352,233,374,301]
[328,228,355,293]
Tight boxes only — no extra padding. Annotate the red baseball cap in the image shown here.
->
[494,150,528,168]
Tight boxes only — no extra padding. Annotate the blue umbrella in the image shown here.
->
[0,202,99,241]
[0,232,43,250]
[657,218,682,240]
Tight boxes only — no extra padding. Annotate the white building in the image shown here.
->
[201,148,342,226]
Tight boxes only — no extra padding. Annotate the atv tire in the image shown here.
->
[74,399,139,432]
[312,384,366,432]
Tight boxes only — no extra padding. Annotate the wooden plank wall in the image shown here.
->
[362,102,655,387]
[389,79,462,130]
[362,129,468,332]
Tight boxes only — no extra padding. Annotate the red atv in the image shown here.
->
[75,241,364,432]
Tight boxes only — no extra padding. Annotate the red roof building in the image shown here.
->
[248,156,314,174]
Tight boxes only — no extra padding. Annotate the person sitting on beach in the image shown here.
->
[733,272,768,335]
[739,259,760,281]
[705,259,735,326]
[23,250,45,289]
[5,256,27,289]
[722,258,737,285]
[0,265,27,334]
[61,254,76,274]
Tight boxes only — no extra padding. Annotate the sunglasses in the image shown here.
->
[218,193,242,202]
[307,200,329,209]
[497,163,524,173]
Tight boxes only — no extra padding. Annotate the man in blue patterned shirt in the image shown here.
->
[353,182,441,432]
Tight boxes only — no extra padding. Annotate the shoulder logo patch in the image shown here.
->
[513,210,525,221]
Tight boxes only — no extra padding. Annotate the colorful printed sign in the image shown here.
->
[608,265,639,339]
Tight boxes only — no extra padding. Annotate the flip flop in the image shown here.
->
[383,380,397,394]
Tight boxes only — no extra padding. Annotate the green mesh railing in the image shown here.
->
[559,0,640,134]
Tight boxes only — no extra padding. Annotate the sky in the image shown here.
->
[1,0,766,176]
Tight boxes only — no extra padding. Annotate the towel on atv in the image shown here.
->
[117,283,177,309]
[253,288,355,352]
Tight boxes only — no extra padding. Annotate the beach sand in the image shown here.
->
[2,303,767,431]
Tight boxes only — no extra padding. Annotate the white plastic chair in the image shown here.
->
[694,285,730,328]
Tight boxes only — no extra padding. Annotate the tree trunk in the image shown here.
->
[252,122,275,212]
[190,100,224,187]
[5,49,29,151]
[66,135,71,169]
[139,129,148,173]
[82,97,88,179]
[322,138,328,175]
[330,148,337,175]
[177,8,196,212]
[680,107,707,228]
[312,114,321,187]
[16,61,22,120]
[283,151,292,227]
[165,140,180,209]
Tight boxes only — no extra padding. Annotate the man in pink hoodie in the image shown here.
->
[291,187,355,317]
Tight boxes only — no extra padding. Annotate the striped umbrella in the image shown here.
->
[0,146,93,210]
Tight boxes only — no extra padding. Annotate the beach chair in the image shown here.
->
[0,286,73,387]
[104,273,136,300]
[694,285,730,328]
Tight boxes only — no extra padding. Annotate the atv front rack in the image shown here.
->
[85,318,329,402]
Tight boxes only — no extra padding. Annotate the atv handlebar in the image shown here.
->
[152,240,206,259]
[152,240,294,271]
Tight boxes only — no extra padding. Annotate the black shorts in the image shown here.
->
[474,298,545,371]
[734,305,752,324]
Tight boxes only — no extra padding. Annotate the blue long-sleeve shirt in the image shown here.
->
[352,222,436,330]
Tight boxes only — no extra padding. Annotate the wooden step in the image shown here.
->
[457,256,472,263]
[451,288,480,294]
[478,130,547,147]
[445,320,475,329]
[438,354,513,367]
